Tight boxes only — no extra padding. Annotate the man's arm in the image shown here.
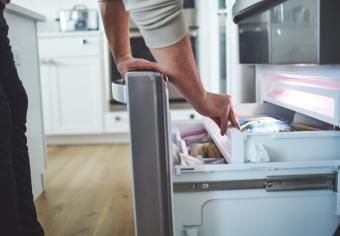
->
[99,1,131,64]
[99,0,240,134]
[151,35,240,134]
[99,1,165,75]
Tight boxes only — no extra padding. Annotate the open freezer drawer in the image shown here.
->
[172,128,340,236]
[113,72,340,236]
[172,103,340,236]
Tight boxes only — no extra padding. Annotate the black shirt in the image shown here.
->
[0,0,9,11]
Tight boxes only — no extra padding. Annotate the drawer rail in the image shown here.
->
[173,173,337,193]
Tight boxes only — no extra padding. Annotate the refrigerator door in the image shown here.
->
[232,0,286,23]
[112,72,173,236]
[114,72,340,236]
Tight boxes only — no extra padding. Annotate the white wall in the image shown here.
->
[12,0,99,32]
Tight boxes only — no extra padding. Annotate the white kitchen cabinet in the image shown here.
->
[39,33,104,135]
[5,4,47,199]
[105,112,130,133]
[39,62,53,134]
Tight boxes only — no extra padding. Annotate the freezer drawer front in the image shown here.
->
[173,171,340,236]
[174,190,339,236]
[115,72,174,236]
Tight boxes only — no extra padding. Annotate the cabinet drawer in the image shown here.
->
[105,112,130,133]
[39,35,101,58]
[205,103,340,164]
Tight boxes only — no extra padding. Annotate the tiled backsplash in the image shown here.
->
[12,0,99,32]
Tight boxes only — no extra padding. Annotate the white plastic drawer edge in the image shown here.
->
[203,118,234,163]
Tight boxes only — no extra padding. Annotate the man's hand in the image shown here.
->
[116,56,167,78]
[99,0,239,135]
[195,92,240,135]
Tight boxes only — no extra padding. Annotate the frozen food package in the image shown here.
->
[239,116,292,134]
[291,112,333,131]
[246,144,270,163]
[180,153,204,166]
[190,143,223,159]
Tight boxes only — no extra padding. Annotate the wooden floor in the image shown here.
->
[35,145,134,236]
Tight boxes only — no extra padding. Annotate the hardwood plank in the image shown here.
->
[35,144,134,236]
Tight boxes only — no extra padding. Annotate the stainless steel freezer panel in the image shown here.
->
[233,0,340,64]
[112,72,173,236]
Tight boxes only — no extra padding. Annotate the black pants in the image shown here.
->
[0,10,44,236]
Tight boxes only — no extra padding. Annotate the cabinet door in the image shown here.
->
[51,56,103,134]
[40,62,54,135]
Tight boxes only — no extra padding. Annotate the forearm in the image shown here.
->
[99,1,131,63]
[151,35,207,112]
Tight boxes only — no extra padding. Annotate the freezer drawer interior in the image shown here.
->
[171,104,340,236]
[224,103,340,165]
[172,103,340,172]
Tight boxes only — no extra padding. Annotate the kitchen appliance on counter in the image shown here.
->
[57,5,99,32]
[233,0,340,64]
[112,71,340,236]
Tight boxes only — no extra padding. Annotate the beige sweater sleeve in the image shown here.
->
[99,0,187,49]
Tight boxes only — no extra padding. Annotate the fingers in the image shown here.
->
[127,59,167,76]
[211,117,220,127]
[118,58,168,78]
[229,105,241,130]
[162,73,169,82]
[220,104,230,136]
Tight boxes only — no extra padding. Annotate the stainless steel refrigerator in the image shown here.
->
[112,71,340,236]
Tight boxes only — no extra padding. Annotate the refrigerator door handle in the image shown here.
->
[111,78,127,104]
[232,0,286,23]
[111,72,166,104]
[124,71,173,236]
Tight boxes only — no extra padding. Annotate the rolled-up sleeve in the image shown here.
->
[124,0,187,48]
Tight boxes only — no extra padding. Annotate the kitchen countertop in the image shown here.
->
[5,3,45,21]
[38,31,103,38]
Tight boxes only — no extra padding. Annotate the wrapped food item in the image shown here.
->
[171,143,180,165]
[238,116,292,134]
[190,143,223,159]
[180,153,204,166]
[195,155,226,164]
[182,133,212,145]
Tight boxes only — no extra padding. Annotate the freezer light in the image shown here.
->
[266,86,335,118]
[266,74,340,90]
